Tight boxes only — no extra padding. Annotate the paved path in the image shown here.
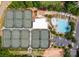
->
[43,48,64,57]
[0,1,11,17]
[0,1,12,35]
[75,17,79,44]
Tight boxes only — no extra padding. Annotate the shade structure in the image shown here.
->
[40,30,49,48]
[53,37,71,46]
[2,29,11,47]
[20,29,30,48]
[14,10,23,28]
[4,10,13,28]
[23,10,32,28]
[11,29,20,48]
[31,29,40,48]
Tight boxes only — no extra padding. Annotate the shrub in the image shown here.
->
[64,1,79,16]
[64,48,71,57]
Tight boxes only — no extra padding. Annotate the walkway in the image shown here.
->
[0,1,12,35]
[0,1,11,16]
[75,17,79,45]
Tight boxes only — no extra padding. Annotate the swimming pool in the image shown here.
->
[51,18,71,33]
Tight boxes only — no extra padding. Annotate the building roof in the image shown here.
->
[33,17,48,29]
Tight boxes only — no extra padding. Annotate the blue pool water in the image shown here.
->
[56,19,70,33]
[52,18,70,33]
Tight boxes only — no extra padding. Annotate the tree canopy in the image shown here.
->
[8,1,79,16]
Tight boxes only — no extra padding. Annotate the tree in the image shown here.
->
[23,1,33,8]
[8,1,79,16]
[8,1,25,8]
[64,1,79,16]
[76,8,79,15]
[68,44,72,49]
[76,48,79,57]
[0,48,14,57]
[32,1,41,8]
[47,5,53,11]
[8,1,42,9]
[64,21,76,43]
[64,48,71,57]
[8,1,34,8]
[0,36,1,48]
